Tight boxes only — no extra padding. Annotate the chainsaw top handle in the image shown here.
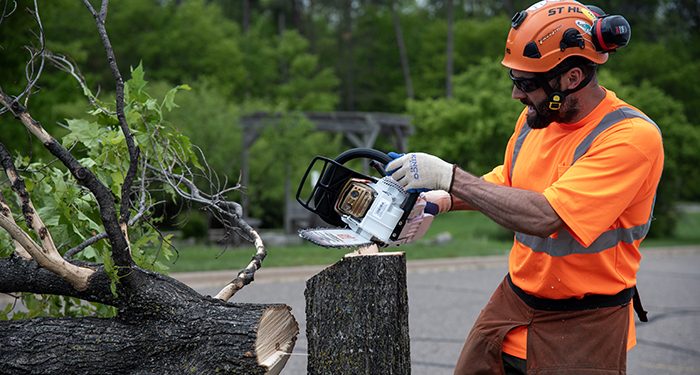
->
[333,148,393,170]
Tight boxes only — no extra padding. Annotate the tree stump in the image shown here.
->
[305,251,410,374]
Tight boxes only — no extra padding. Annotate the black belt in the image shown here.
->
[506,274,648,321]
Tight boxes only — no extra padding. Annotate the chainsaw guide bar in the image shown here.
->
[298,227,375,249]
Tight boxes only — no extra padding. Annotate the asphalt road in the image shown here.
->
[181,246,700,375]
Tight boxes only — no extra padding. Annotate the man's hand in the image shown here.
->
[397,193,434,244]
[423,190,452,214]
[396,190,452,244]
[386,152,455,192]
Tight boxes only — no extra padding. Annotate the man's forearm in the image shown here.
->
[449,168,565,237]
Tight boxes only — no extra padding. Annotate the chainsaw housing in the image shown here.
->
[296,150,418,247]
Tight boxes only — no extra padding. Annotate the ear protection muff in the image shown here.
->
[586,6,631,52]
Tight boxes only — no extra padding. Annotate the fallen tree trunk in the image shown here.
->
[0,256,298,375]
[0,303,296,375]
[305,251,410,374]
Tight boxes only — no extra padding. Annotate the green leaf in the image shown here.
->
[102,253,119,298]
[63,119,97,149]
[163,84,191,112]
[129,61,148,99]
[111,171,124,186]
[81,246,97,261]
[145,98,158,111]
[0,303,14,321]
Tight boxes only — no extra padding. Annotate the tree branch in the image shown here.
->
[0,191,30,260]
[44,52,116,115]
[0,0,18,30]
[0,142,59,254]
[214,224,266,301]
[81,0,140,261]
[142,162,267,299]
[18,0,47,107]
[0,88,133,272]
[0,212,94,291]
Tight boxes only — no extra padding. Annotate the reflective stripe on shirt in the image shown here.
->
[512,107,660,257]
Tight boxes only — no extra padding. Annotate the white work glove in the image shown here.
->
[386,152,455,192]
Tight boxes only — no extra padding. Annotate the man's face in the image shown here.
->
[510,70,581,129]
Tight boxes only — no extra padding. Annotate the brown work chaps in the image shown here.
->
[454,276,630,375]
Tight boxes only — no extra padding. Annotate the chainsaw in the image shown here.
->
[296,148,433,249]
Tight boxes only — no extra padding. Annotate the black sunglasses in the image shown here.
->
[509,69,542,93]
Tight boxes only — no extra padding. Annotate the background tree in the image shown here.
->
[446,0,454,98]
[0,0,697,235]
[0,1,297,373]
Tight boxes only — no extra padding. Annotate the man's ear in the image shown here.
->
[565,67,585,90]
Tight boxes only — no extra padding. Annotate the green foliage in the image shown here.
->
[602,42,700,121]
[408,58,521,175]
[179,212,209,241]
[277,30,340,111]
[109,0,246,99]
[413,16,511,100]
[0,65,195,319]
[161,81,243,185]
[350,4,413,112]
[247,113,344,227]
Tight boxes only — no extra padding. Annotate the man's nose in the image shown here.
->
[512,85,527,100]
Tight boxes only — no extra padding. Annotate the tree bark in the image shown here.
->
[243,0,250,34]
[0,256,299,375]
[446,0,454,98]
[0,304,295,375]
[392,2,414,100]
[305,252,410,374]
[344,0,355,111]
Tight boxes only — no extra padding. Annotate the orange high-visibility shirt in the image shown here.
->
[482,89,664,359]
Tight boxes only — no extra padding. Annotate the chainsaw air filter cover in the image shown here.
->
[335,179,376,219]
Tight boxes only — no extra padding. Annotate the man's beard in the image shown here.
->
[522,93,581,129]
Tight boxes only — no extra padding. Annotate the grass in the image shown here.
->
[162,209,700,274]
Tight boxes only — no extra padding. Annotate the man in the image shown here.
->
[387,1,664,374]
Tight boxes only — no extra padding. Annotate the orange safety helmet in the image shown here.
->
[502,0,629,73]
